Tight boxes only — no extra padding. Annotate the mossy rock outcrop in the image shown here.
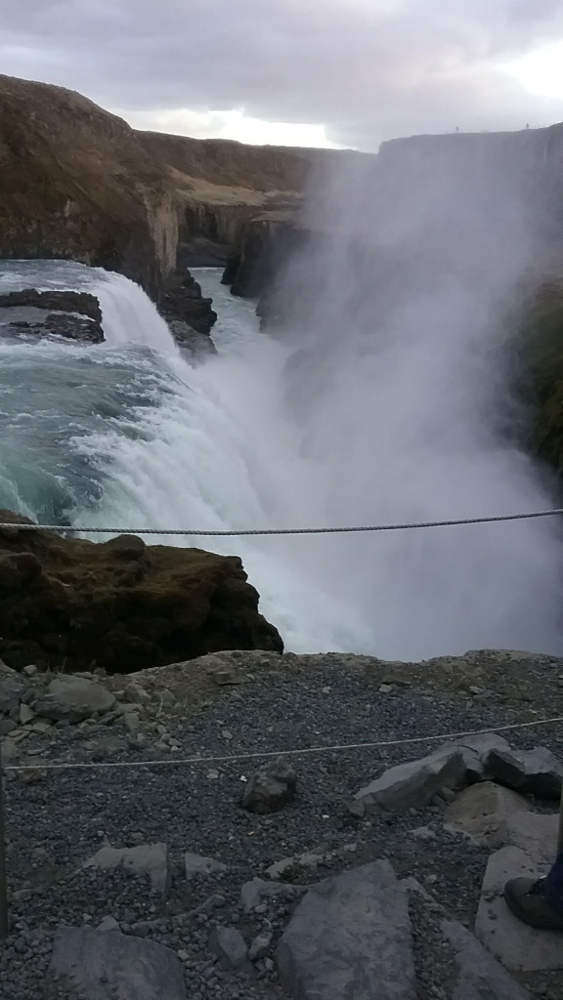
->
[511,279,563,478]
[0,511,283,674]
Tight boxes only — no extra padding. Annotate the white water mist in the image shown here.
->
[257,136,563,656]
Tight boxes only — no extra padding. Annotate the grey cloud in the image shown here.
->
[2,0,563,149]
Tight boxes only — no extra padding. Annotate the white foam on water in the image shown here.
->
[1,259,562,657]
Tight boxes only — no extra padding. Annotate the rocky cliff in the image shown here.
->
[0,74,355,321]
[137,129,348,269]
[0,511,283,673]
[0,75,178,296]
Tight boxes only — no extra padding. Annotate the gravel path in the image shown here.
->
[1,650,562,999]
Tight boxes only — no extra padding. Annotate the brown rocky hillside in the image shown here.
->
[0,74,355,288]
[0,74,178,295]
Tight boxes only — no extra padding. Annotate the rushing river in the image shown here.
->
[0,259,561,657]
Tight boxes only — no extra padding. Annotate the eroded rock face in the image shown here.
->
[159,269,217,335]
[0,74,177,296]
[0,511,283,673]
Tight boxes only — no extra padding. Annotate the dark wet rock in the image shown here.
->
[0,289,102,322]
[241,757,297,814]
[159,269,217,334]
[43,312,104,343]
[168,319,217,360]
[49,925,186,999]
[0,509,283,673]
[277,860,416,1000]
[0,290,104,343]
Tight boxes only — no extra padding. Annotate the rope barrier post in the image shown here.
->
[0,747,8,939]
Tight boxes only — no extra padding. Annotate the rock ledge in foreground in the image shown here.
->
[0,510,283,673]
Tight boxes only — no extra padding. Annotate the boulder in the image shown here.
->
[354,743,482,812]
[353,734,544,813]
[475,845,563,972]
[84,842,168,895]
[442,919,531,999]
[35,675,115,723]
[277,861,416,1000]
[49,925,186,999]
[445,781,558,864]
[0,511,283,673]
[486,745,562,800]
[241,757,297,814]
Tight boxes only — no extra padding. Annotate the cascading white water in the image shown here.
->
[0,255,561,657]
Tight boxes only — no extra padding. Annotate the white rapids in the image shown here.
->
[0,260,561,657]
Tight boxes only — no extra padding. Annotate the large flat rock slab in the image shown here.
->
[50,925,186,999]
[475,846,563,972]
[277,860,416,1000]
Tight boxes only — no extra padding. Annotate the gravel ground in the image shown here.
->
[1,650,562,999]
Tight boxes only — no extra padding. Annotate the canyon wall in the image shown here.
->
[0,75,178,296]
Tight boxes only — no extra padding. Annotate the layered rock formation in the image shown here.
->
[0,74,353,347]
[0,74,348,286]
[137,129,330,273]
[0,511,283,673]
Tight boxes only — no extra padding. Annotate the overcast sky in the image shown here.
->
[3,0,563,150]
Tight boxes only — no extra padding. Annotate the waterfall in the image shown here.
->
[0,260,561,657]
